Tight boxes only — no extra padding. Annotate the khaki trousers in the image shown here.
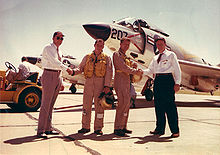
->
[114,87,131,129]
[82,76,105,130]
[37,70,61,134]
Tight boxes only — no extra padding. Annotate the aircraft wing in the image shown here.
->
[178,60,220,79]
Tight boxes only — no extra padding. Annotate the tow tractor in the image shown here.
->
[0,62,42,112]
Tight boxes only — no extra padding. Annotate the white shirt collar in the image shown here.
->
[51,43,58,49]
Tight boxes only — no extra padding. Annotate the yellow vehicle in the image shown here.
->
[0,62,42,112]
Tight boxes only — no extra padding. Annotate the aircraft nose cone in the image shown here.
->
[83,24,111,41]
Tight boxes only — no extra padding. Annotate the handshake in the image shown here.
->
[135,68,143,76]
[66,68,75,76]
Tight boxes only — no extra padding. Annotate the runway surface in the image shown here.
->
[1,90,220,155]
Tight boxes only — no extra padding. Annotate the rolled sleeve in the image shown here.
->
[172,54,181,84]
[113,52,137,75]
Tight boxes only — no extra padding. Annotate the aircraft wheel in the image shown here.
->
[144,88,154,101]
[18,88,42,112]
[69,84,77,94]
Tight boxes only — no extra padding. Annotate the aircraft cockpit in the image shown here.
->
[116,17,146,32]
[116,17,169,37]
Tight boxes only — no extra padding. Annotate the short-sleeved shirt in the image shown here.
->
[18,61,30,79]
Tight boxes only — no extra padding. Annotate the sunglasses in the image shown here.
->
[57,36,64,40]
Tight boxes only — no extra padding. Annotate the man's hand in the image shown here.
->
[103,87,110,94]
[174,84,180,92]
[66,68,73,76]
[60,84,64,91]
[136,69,143,76]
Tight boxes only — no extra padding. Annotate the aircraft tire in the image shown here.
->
[69,84,77,94]
[144,88,154,101]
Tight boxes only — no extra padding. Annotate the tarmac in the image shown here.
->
[0,89,220,155]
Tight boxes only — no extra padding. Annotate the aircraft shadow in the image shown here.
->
[132,98,220,109]
[1,97,219,114]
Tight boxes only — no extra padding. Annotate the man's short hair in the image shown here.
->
[21,57,27,62]
[120,38,131,44]
[94,39,104,45]
[155,37,166,44]
[53,31,64,38]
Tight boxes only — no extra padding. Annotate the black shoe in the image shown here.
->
[37,133,48,138]
[45,131,59,135]
[122,128,132,134]
[114,129,125,137]
[78,128,90,134]
[170,133,179,138]
[94,130,103,135]
[149,130,164,135]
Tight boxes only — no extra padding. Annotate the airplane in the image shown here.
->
[82,17,220,100]
[24,55,85,93]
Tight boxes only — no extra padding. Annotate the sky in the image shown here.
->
[0,0,219,71]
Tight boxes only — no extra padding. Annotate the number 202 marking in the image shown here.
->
[111,28,128,40]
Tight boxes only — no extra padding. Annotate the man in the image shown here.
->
[6,57,30,83]
[113,38,142,136]
[37,31,69,138]
[143,37,181,138]
[67,39,113,135]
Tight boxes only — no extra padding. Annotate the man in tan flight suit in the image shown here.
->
[67,39,113,135]
[113,38,143,136]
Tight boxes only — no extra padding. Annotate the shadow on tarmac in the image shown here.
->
[134,135,173,144]
[3,131,173,145]
[4,135,69,145]
[4,135,48,144]
[59,92,83,95]
[0,108,26,113]
[64,132,173,144]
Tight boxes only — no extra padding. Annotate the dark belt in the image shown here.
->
[44,68,61,72]
[156,73,172,77]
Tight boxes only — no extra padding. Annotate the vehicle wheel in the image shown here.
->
[69,84,77,94]
[144,88,154,101]
[18,88,42,112]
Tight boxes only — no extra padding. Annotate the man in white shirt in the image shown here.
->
[143,37,181,138]
[37,31,69,138]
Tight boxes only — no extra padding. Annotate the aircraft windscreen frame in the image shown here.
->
[115,17,169,37]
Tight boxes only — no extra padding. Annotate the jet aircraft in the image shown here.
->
[82,17,220,99]
[24,55,85,93]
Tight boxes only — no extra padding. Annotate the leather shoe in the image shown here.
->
[45,131,59,135]
[78,128,90,134]
[94,130,103,135]
[37,133,47,138]
[170,133,179,138]
[114,129,125,137]
[122,128,132,134]
[149,130,164,135]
